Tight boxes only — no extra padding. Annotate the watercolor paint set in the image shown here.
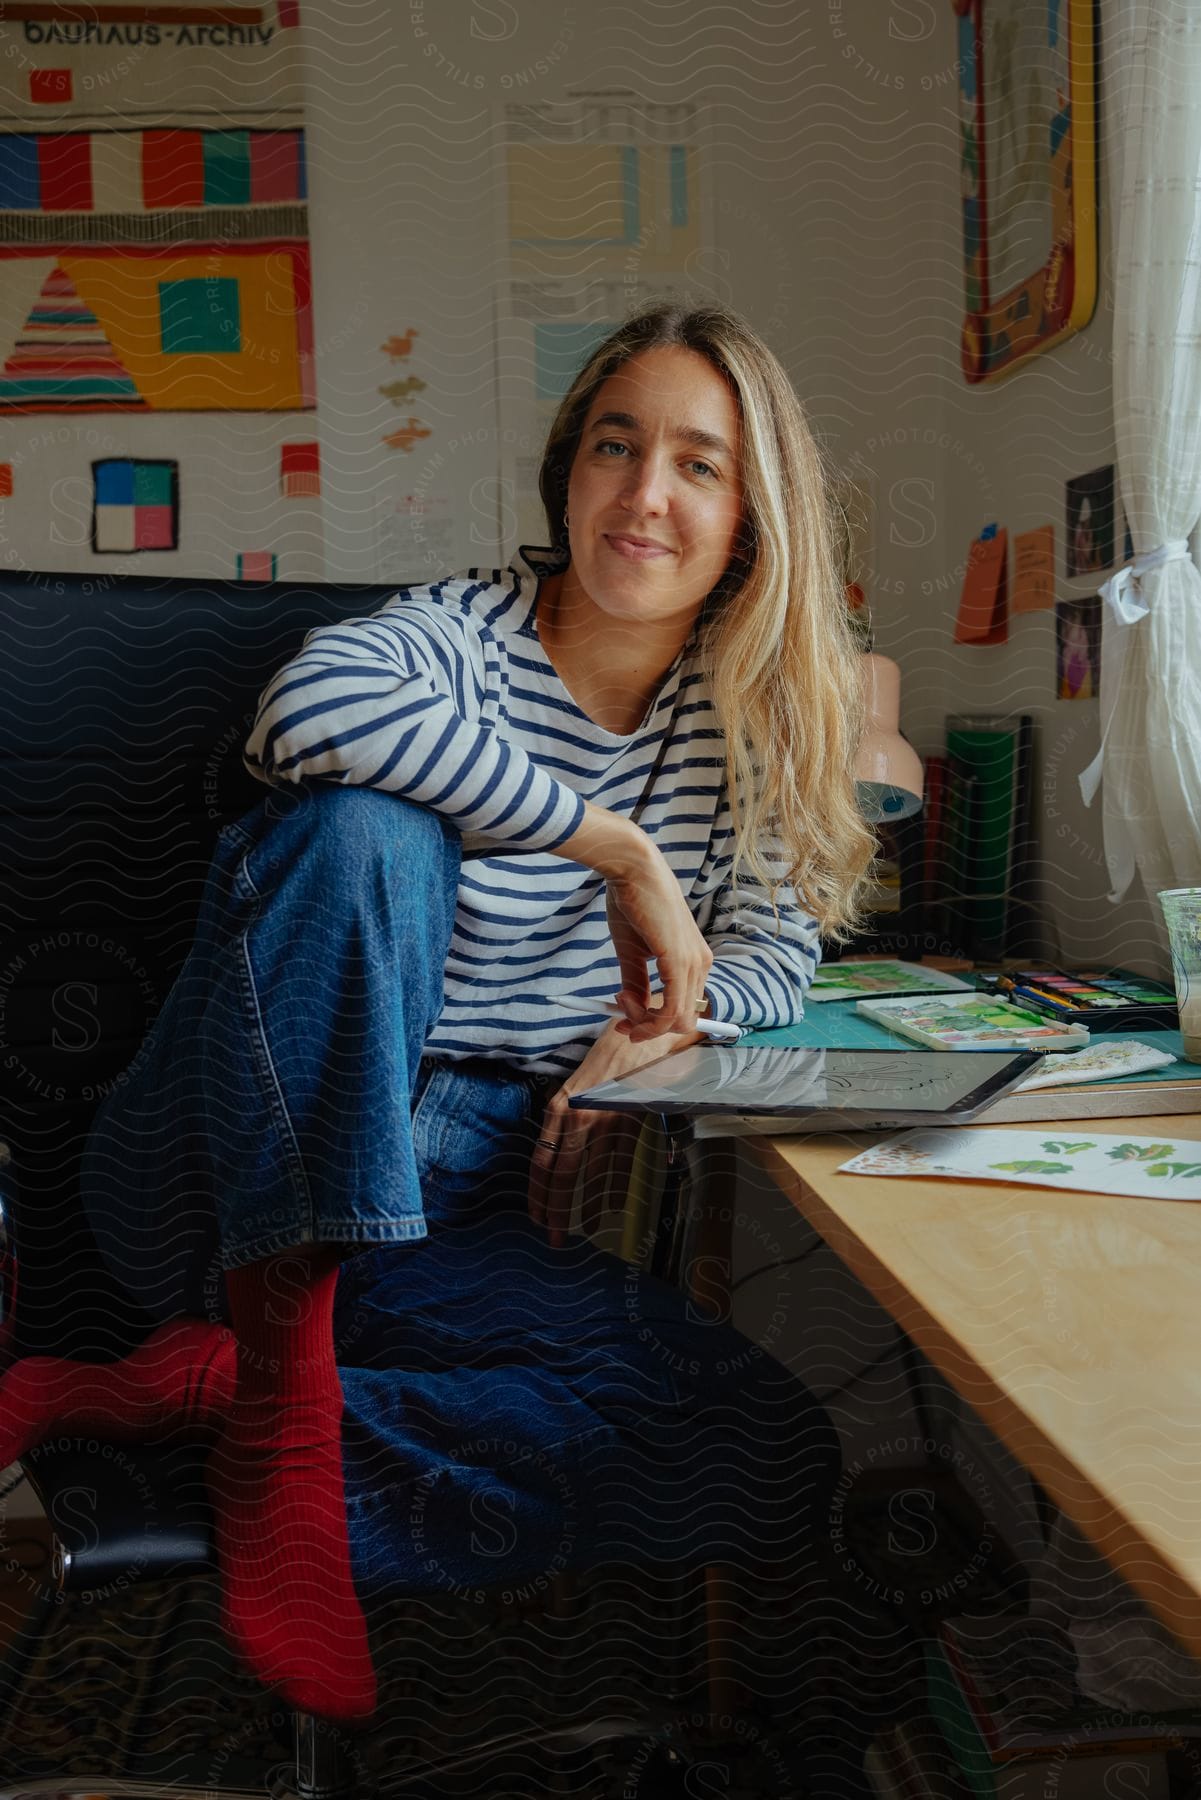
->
[980,968,1179,1032]
[855,992,1091,1052]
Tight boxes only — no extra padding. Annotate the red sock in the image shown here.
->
[0,1319,236,1471]
[209,1250,377,1721]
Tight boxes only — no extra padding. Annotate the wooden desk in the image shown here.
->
[745,1114,1201,1658]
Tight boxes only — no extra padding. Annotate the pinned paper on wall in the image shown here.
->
[0,463,12,497]
[375,492,454,582]
[1056,596,1102,699]
[954,525,1009,644]
[1012,524,1056,613]
[498,94,714,545]
[1065,465,1115,577]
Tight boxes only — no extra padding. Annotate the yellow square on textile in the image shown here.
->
[61,251,304,411]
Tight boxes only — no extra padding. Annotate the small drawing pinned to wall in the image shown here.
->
[376,492,454,580]
[1056,597,1102,700]
[954,523,1008,644]
[1012,524,1055,613]
[383,418,431,452]
[0,464,12,498]
[378,329,428,451]
[1064,465,1115,577]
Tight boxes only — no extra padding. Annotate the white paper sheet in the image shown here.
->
[840,1129,1201,1201]
[1013,1038,1177,1091]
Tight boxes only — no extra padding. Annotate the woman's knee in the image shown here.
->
[246,780,460,889]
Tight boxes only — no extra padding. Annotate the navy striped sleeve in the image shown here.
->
[242,600,585,853]
[700,836,822,1029]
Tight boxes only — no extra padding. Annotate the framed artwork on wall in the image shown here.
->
[954,0,1098,383]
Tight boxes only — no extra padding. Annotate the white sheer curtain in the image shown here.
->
[1078,0,1201,904]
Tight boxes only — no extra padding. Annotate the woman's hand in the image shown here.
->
[546,803,712,1041]
[528,1000,706,1246]
[604,847,714,1042]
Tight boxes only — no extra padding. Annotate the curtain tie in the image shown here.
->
[1079,538,1195,813]
[1097,538,1192,625]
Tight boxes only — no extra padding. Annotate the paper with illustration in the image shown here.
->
[1013,1038,1177,1090]
[840,1130,1201,1201]
[807,961,974,1003]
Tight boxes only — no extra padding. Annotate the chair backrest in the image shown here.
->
[0,1144,15,1365]
[0,571,398,1356]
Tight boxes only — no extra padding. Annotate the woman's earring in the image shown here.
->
[563,508,570,537]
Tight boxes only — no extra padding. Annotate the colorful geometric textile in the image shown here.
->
[236,550,277,581]
[0,10,314,573]
[0,264,141,408]
[92,458,178,552]
[280,439,319,496]
[0,129,307,213]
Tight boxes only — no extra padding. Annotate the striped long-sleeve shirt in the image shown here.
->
[244,544,821,1078]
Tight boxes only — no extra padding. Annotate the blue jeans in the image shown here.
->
[78,780,845,1672]
[82,779,558,1321]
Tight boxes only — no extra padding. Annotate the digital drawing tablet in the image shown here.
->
[568,1046,1042,1132]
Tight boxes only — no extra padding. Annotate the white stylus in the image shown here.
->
[549,995,744,1043]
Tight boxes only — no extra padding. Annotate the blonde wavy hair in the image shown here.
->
[537,303,877,942]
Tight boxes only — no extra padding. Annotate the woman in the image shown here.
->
[0,305,875,1724]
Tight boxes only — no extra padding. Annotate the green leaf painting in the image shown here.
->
[1106,1143,1176,1163]
[990,1160,1074,1175]
[842,1132,1201,1197]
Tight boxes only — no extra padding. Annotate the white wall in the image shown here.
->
[300,0,1166,972]
[299,2,507,583]
[749,4,1162,972]
[712,2,1161,973]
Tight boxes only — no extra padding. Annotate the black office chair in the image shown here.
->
[0,574,840,1796]
[0,1125,803,1800]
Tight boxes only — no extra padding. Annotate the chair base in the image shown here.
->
[0,1706,715,1800]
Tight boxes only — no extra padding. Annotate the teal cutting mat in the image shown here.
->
[742,1013,1200,1089]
